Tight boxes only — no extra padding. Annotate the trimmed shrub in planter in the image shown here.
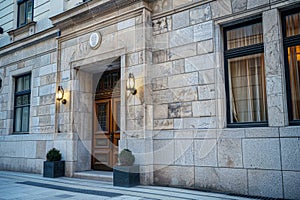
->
[43,148,65,178]
[113,149,140,187]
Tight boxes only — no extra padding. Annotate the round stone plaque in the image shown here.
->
[89,32,102,49]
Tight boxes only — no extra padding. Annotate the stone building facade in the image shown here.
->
[0,0,300,199]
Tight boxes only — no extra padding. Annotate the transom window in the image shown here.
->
[14,74,31,133]
[224,18,268,127]
[283,9,300,124]
[17,0,33,27]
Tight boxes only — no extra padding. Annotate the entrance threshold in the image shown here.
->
[73,171,113,182]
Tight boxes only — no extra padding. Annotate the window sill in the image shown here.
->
[227,122,268,128]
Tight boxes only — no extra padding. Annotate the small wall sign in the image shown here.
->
[89,32,102,49]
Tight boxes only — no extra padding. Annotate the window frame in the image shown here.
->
[282,7,300,125]
[223,17,268,128]
[17,0,33,28]
[13,73,31,134]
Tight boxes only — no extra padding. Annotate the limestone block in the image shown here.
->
[148,62,172,78]
[190,4,212,24]
[40,54,51,67]
[280,127,300,137]
[210,0,232,19]
[174,130,194,139]
[152,130,174,140]
[53,140,67,161]
[264,42,283,75]
[168,43,197,60]
[243,138,281,170]
[267,94,286,127]
[150,0,173,13]
[185,53,215,72]
[168,102,192,118]
[283,171,300,200]
[172,10,190,30]
[194,139,217,167]
[263,9,280,43]
[192,100,216,117]
[24,141,37,159]
[217,129,245,139]
[198,84,215,100]
[154,104,168,119]
[170,26,194,48]
[245,127,279,138]
[154,166,194,188]
[118,18,135,31]
[152,77,168,91]
[248,170,283,198]
[175,140,194,165]
[172,59,185,75]
[194,21,213,42]
[281,138,300,171]
[152,32,169,50]
[195,167,247,194]
[168,72,198,88]
[247,0,269,9]
[197,39,214,55]
[218,139,242,168]
[36,141,46,159]
[152,50,167,64]
[231,0,247,13]
[39,84,55,96]
[154,119,173,130]
[153,140,175,165]
[153,89,173,104]
[194,129,217,139]
[172,86,198,102]
[266,75,283,95]
[173,0,193,8]
[126,52,139,67]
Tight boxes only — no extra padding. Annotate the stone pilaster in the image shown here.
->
[263,8,288,127]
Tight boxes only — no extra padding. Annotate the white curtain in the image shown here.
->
[288,45,300,120]
[229,54,267,123]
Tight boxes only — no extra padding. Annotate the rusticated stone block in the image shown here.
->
[168,102,192,118]
[248,170,283,198]
[154,166,194,188]
[218,139,242,168]
[190,4,211,24]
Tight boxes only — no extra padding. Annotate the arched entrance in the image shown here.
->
[92,68,120,171]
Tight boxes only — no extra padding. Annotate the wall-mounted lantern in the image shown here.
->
[127,73,137,95]
[57,86,67,104]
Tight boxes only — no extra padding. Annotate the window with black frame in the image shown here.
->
[224,18,268,127]
[283,9,300,124]
[17,0,33,28]
[14,74,31,134]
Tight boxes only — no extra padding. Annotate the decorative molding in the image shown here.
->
[50,0,154,30]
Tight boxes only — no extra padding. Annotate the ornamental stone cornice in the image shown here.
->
[50,0,155,29]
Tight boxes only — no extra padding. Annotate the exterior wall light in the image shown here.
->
[57,86,67,104]
[127,73,137,95]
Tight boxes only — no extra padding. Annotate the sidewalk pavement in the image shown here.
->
[0,171,259,200]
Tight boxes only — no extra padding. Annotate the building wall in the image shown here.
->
[0,0,299,199]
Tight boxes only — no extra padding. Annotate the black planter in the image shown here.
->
[43,161,65,178]
[113,165,140,187]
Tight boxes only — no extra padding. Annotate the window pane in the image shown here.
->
[16,77,23,92]
[97,102,109,131]
[24,75,30,90]
[226,22,263,50]
[285,12,300,37]
[14,108,22,132]
[18,3,26,26]
[26,0,33,23]
[288,45,300,120]
[16,96,23,106]
[228,53,267,123]
[22,107,29,132]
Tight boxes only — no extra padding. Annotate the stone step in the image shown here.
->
[73,171,113,182]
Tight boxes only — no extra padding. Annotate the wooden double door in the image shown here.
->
[92,98,120,171]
